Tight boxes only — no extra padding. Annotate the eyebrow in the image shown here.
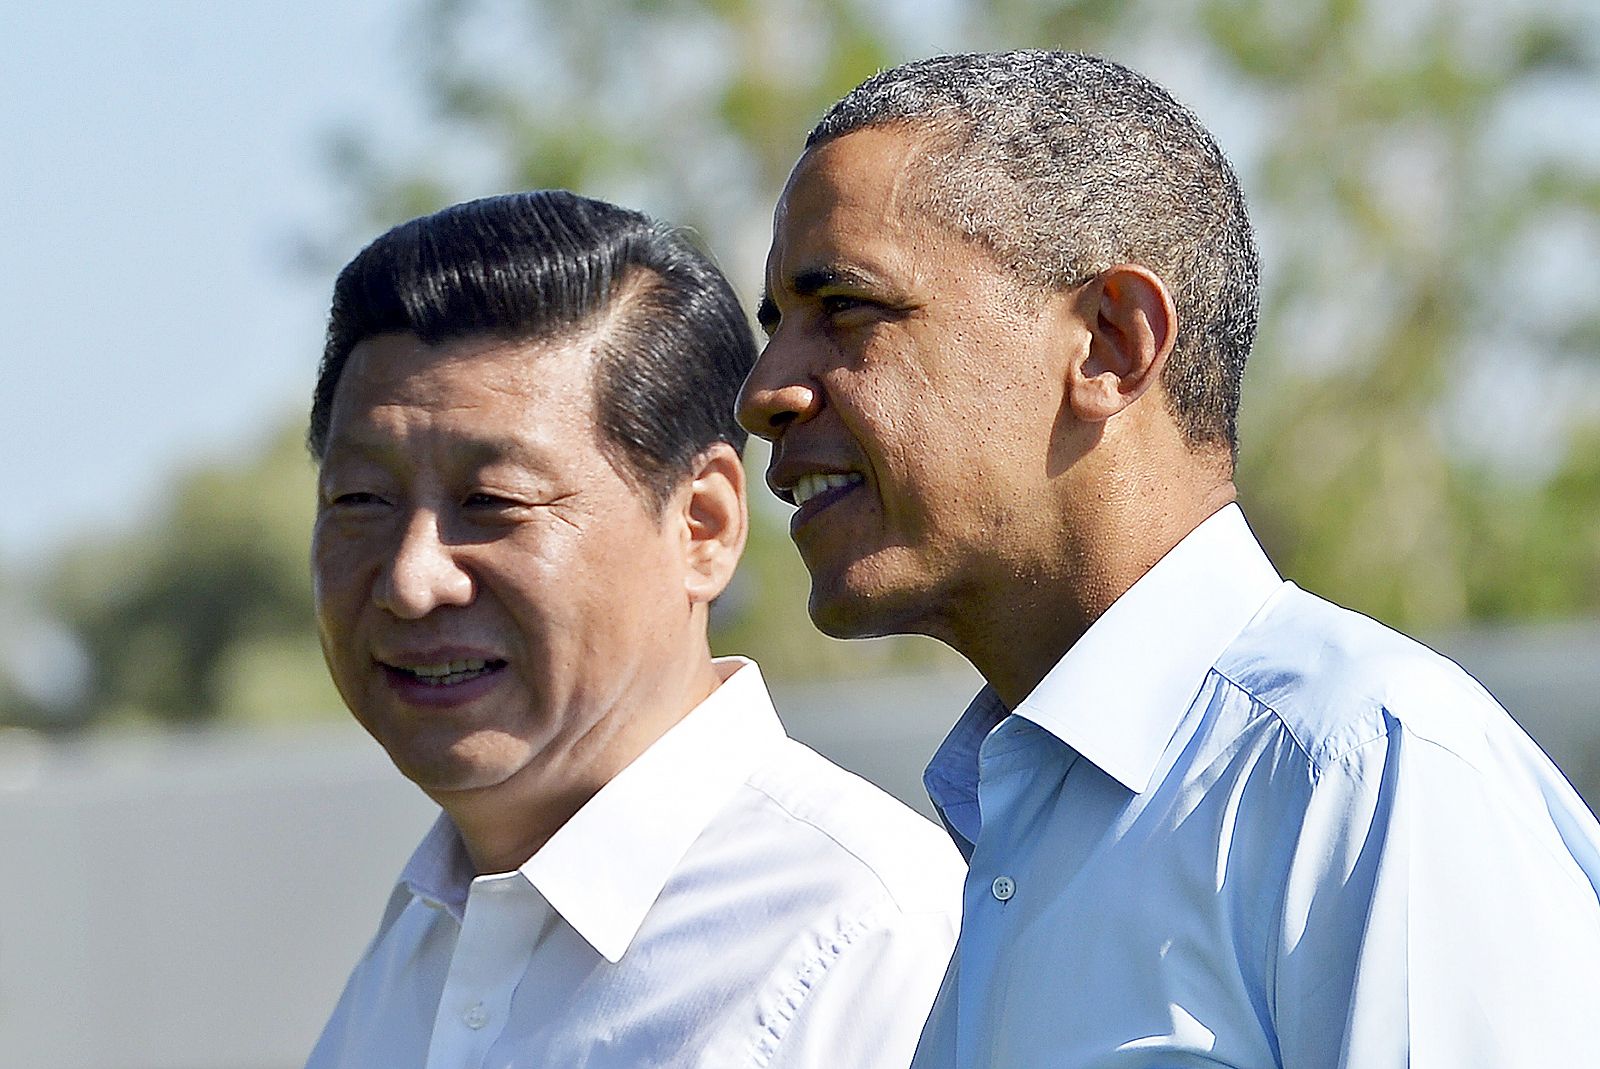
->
[321,430,557,473]
[792,264,879,296]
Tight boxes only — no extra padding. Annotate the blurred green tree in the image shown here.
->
[320,0,1600,641]
[1200,0,1600,628]
[39,424,342,728]
[17,0,1600,729]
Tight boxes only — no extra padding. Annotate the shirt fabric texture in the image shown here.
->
[912,504,1600,1069]
[307,659,964,1069]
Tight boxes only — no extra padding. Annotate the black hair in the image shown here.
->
[309,190,755,508]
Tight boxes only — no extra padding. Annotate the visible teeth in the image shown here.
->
[404,659,491,685]
[792,472,862,508]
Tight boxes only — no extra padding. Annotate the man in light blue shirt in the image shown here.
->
[737,50,1600,1066]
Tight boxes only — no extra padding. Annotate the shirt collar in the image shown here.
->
[1015,504,1282,793]
[397,657,786,963]
[926,504,1283,820]
[922,688,1007,857]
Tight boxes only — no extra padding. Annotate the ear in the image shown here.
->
[1067,264,1177,424]
[674,440,747,605]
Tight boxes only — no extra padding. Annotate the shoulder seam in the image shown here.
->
[1210,663,1392,777]
[740,770,947,915]
[748,910,881,1067]
[1209,664,1319,776]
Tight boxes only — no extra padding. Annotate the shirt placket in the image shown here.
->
[955,718,1076,1067]
[425,871,543,1069]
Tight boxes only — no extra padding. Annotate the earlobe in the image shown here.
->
[1067,264,1177,424]
[679,441,748,604]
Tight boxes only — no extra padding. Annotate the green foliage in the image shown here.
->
[42,423,341,727]
[317,0,905,278]
[20,0,1600,730]
[1203,0,1600,628]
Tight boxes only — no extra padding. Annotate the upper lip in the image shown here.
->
[374,645,506,670]
[766,458,863,507]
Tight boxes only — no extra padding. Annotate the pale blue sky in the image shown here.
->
[2,1,417,570]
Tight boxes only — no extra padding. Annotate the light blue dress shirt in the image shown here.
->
[912,505,1600,1068]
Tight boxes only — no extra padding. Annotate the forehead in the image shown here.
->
[325,331,598,452]
[769,127,942,279]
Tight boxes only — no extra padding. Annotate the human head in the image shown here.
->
[309,193,754,829]
[736,52,1255,696]
[310,190,755,511]
[806,49,1258,459]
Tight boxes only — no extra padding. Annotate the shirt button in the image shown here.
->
[991,875,1016,901]
[463,1002,488,1029]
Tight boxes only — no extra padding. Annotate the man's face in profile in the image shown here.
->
[737,126,1078,643]
[311,332,692,796]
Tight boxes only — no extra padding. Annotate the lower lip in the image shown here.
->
[790,480,863,535]
[382,663,507,707]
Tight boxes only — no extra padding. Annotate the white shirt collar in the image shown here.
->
[1011,503,1283,793]
[398,657,786,963]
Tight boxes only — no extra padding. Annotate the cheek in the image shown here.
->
[309,522,387,656]
[310,531,361,614]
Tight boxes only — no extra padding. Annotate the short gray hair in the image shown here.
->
[809,50,1259,458]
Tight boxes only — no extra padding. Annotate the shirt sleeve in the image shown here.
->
[1272,714,1600,1069]
[756,903,958,1069]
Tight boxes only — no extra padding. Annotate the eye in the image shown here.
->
[756,296,780,336]
[463,492,523,510]
[328,491,387,507]
[820,294,870,316]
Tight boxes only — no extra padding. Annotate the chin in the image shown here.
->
[391,734,533,796]
[806,576,925,642]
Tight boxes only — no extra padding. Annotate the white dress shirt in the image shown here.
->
[912,504,1600,1068]
[308,659,964,1069]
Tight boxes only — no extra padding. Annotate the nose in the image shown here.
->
[735,342,822,442]
[376,510,474,619]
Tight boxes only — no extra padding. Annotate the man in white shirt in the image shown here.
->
[736,50,1600,1067]
[304,190,963,1068]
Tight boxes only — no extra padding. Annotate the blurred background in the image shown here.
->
[4,1,1599,1066]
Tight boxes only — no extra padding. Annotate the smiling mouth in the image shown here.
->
[383,658,506,687]
[792,472,864,508]
[787,471,866,536]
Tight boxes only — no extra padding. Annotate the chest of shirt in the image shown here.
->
[946,710,1311,1067]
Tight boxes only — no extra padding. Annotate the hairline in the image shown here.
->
[314,263,698,517]
[802,112,1240,464]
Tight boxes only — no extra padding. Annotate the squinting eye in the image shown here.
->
[821,295,861,313]
[463,492,516,508]
[330,491,386,507]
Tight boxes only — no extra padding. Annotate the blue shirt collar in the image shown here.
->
[925,505,1284,835]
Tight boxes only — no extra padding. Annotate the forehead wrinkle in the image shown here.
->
[342,328,600,420]
[322,419,567,474]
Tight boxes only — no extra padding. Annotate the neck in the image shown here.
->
[952,471,1237,711]
[436,647,723,875]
